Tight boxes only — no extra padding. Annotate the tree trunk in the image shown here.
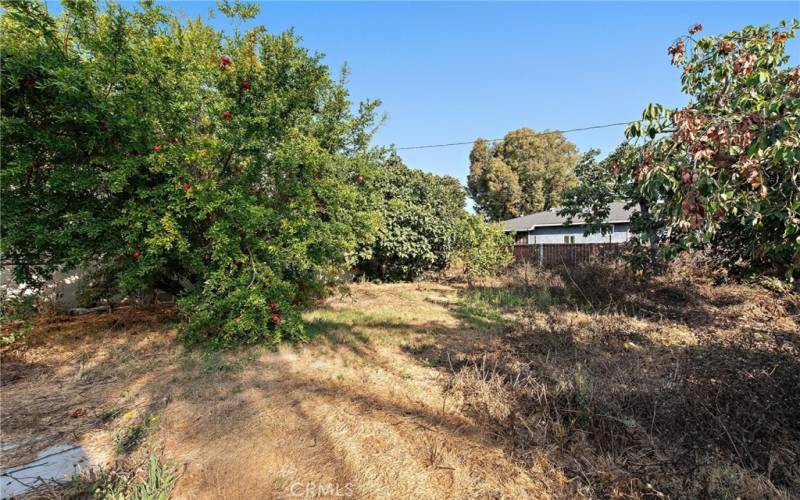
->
[638,199,659,263]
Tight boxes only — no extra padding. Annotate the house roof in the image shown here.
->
[502,202,636,232]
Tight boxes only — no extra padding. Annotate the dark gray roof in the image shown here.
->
[502,202,635,232]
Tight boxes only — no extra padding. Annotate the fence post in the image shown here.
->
[538,244,543,267]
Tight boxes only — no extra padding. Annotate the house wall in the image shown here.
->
[1,266,87,309]
[521,223,631,245]
[611,223,630,243]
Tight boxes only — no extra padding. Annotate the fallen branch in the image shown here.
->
[68,305,110,316]
[68,304,133,316]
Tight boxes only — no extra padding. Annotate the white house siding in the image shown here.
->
[524,223,631,245]
[611,223,630,243]
[1,266,86,309]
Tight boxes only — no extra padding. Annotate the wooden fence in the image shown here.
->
[513,243,623,267]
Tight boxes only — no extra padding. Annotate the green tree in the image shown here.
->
[356,155,466,281]
[1,0,382,345]
[467,128,578,221]
[625,20,800,279]
[559,146,668,269]
[453,215,514,285]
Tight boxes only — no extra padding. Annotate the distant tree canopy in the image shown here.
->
[355,156,466,281]
[467,128,579,221]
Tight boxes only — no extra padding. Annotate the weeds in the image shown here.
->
[4,270,796,499]
[125,454,179,500]
[460,278,556,312]
[424,436,446,468]
[452,300,507,329]
[200,351,248,374]
[100,408,123,423]
[17,453,178,500]
[115,413,158,454]
[92,454,178,499]
[454,268,562,329]
[0,294,37,346]
[444,260,800,497]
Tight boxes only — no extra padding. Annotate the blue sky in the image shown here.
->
[52,1,800,184]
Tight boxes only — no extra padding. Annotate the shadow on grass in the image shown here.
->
[450,283,556,331]
[400,273,800,497]
[451,301,507,330]
[459,285,555,312]
[303,318,373,350]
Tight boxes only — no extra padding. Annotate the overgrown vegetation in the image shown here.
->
[563,20,800,280]
[59,454,179,500]
[2,263,797,498]
[453,214,514,284]
[355,155,466,281]
[114,413,158,454]
[0,293,38,346]
[353,155,514,284]
[1,0,381,345]
[3,3,797,497]
[446,259,800,497]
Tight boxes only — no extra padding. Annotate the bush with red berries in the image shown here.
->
[1,1,382,345]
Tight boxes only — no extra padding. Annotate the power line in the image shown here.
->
[395,120,635,150]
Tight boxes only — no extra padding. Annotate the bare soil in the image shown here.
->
[2,266,798,499]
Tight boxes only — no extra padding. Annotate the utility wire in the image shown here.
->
[395,120,635,150]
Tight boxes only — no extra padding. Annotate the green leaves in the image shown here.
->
[216,1,261,21]
[355,156,465,281]
[625,121,642,139]
[642,103,663,121]
[454,215,514,282]
[615,20,800,279]
[468,129,579,221]
[1,0,382,344]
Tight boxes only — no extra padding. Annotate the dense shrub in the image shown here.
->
[453,215,514,284]
[631,22,798,279]
[1,1,381,345]
[355,156,466,281]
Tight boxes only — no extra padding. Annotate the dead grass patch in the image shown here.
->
[439,262,800,498]
[2,274,797,498]
[2,283,560,498]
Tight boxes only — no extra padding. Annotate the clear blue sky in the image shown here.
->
[53,1,800,184]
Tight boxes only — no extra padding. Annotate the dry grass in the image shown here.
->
[444,261,800,498]
[2,266,798,499]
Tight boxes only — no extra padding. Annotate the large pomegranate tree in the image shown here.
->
[1,1,381,344]
[625,20,799,279]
